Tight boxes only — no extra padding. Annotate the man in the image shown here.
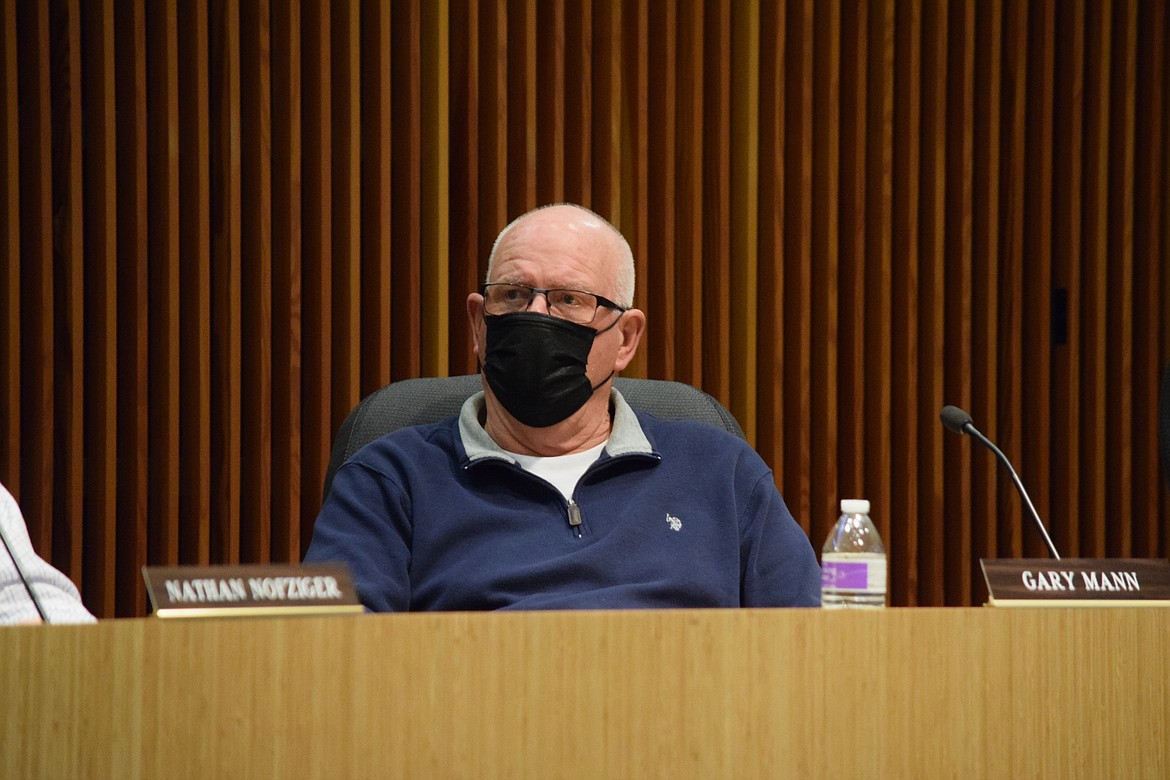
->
[0,481,96,625]
[305,203,821,610]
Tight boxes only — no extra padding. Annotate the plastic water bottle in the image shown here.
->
[821,499,887,608]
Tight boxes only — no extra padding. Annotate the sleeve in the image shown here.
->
[739,473,822,608]
[303,461,414,612]
[0,484,97,625]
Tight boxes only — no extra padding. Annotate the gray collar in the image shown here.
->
[457,388,654,464]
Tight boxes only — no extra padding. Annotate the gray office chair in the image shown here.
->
[322,374,745,500]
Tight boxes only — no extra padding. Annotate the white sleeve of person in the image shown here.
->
[0,483,96,625]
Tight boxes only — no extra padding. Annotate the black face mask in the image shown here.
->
[482,311,618,428]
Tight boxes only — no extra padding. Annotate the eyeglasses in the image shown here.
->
[479,282,627,325]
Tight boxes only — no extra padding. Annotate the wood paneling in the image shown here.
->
[388,0,421,381]
[240,0,273,564]
[15,0,54,571]
[270,0,302,557]
[2,0,1168,615]
[1133,0,1165,557]
[0,0,19,491]
[299,0,333,521]
[80,0,117,617]
[176,0,212,567]
[145,0,182,570]
[1080,0,1114,559]
[49,0,85,585]
[113,0,149,616]
[209,0,242,566]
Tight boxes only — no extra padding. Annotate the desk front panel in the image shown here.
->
[2,608,1166,778]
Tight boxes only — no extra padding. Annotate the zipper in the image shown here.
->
[567,498,584,539]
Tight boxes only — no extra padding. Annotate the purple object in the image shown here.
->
[821,561,869,590]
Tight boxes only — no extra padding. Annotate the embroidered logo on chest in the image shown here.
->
[665,513,682,532]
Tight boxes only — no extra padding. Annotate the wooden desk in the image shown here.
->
[2,608,1167,778]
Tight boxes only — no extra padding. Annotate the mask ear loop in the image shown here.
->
[588,310,625,391]
[589,370,615,392]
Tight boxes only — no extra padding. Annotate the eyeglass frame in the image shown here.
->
[478,282,628,324]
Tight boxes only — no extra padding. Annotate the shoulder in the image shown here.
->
[634,410,746,444]
[343,416,463,476]
[634,413,765,468]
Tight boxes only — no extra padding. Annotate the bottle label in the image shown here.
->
[821,554,887,593]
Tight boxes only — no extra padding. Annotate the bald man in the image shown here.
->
[305,204,821,610]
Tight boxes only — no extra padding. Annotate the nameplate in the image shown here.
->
[142,563,364,618]
[981,558,1170,607]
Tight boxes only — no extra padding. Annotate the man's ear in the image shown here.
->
[613,308,646,372]
[467,292,486,363]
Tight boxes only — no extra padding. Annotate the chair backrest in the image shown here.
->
[1161,363,1170,490]
[322,375,745,500]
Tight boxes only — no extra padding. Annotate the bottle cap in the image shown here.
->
[840,499,870,515]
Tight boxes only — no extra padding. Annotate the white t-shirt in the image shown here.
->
[506,442,606,502]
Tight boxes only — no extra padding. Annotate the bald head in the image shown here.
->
[486,204,635,308]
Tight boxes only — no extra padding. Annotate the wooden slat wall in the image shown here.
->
[0,0,18,503]
[2,0,1167,616]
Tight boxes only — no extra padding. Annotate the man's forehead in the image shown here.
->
[485,204,627,296]
[503,210,605,244]
[490,258,598,287]
[495,220,613,266]
[489,251,619,299]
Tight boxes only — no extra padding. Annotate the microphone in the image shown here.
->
[0,522,51,623]
[939,405,1061,560]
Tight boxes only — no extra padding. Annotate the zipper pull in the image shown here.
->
[567,499,583,538]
